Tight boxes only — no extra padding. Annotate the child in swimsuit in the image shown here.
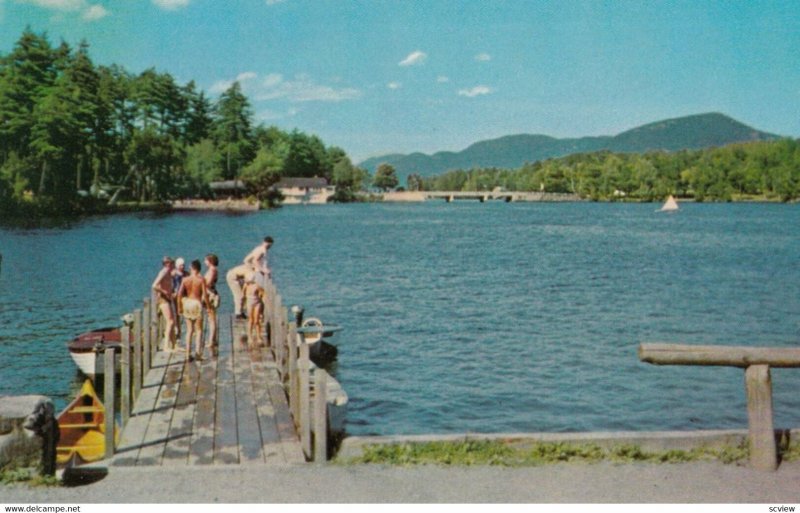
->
[243,273,265,347]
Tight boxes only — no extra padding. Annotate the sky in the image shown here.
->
[0,0,798,163]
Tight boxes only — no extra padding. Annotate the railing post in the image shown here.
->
[120,323,131,427]
[314,369,328,463]
[103,347,116,459]
[745,364,777,471]
[133,308,143,402]
[287,322,298,418]
[299,340,311,459]
[143,298,151,375]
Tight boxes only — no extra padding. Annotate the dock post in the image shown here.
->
[133,308,142,401]
[299,340,311,459]
[149,293,158,362]
[287,322,299,419]
[745,364,777,471]
[142,299,151,376]
[313,369,328,462]
[103,347,116,459]
[120,323,131,427]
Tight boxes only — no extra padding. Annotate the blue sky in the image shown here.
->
[0,0,798,162]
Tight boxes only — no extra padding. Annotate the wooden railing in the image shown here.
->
[639,342,800,471]
[99,283,331,463]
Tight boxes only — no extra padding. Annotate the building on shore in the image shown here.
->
[274,177,334,204]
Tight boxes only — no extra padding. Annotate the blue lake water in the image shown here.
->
[1,202,799,435]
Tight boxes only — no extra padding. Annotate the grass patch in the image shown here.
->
[0,468,60,487]
[344,440,752,467]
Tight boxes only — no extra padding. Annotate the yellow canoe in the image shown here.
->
[56,379,119,466]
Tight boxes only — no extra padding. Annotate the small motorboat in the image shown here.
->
[56,379,119,467]
[298,317,342,362]
[67,327,123,376]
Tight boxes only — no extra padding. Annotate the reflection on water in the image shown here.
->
[1,202,799,435]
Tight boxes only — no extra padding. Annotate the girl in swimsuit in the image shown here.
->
[204,254,219,354]
[243,272,265,347]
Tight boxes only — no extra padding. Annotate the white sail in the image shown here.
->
[660,195,679,212]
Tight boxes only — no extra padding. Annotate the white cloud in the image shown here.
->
[265,0,286,4]
[436,76,450,83]
[19,0,84,10]
[212,72,360,103]
[151,0,189,10]
[236,71,257,82]
[82,4,108,20]
[387,82,402,90]
[257,107,297,121]
[255,73,361,102]
[475,52,492,62]
[457,85,492,97]
[399,50,427,67]
[18,0,109,21]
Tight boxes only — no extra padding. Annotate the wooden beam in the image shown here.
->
[120,324,131,427]
[313,369,328,463]
[639,343,800,368]
[104,348,116,459]
[745,365,777,471]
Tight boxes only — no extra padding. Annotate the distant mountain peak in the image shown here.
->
[359,113,779,183]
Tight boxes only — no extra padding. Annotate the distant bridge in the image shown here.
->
[382,191,581,203]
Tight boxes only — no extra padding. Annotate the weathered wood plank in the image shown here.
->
[188,350,218,465]
[232,328,265,464]
[112,350,172,466]
[313,369,328,463]
[298,341,311,459]
[745,364,777,471]
[214,315,239,464]
[249,347,286,464]
[162,360,200,465]
[103,349,116,459]
[639,343,800,367]
[132,308,142,403]
[120,325,131,427]
[135,354,184,466]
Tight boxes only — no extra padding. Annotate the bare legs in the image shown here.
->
[184,317,204,360]
[159,301,176,350]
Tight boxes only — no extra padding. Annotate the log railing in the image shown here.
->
[639,343,800,471]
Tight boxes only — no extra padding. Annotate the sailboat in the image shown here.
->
[659,195,679,212]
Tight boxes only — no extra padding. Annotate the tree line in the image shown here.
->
[0,29,368,217]
[414,138,800,201]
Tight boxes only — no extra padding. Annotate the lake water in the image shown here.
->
[1,202,799,435]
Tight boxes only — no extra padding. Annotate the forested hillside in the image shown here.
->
[0,30,363,217]
[418,138,800,201]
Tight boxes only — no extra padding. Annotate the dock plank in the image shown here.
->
[135,354,185,466]
[188,353,218,465]
[112,351,173,466]
[232,322,265,464]
[214,315,239,464]
[261,348,305,463]
[249,348,287,464]
[161,358,200,465]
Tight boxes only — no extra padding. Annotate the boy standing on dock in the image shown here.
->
[152,256,177,352]
[177,260,208,361]
[244,236,273,288]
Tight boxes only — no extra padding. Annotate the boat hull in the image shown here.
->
[56,380,119,467]
[67,326,125,376]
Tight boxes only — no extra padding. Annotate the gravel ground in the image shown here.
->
[2,461,800,503]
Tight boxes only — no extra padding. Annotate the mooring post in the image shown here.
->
[103,347,116,459]
[142,299,151,375]
[313,369,328,463]
[287,322,298,418]
[133,308,143,401]
[299,340,311,459]
[120,323,131,427]
[745,364,777,471]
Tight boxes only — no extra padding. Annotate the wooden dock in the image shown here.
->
[111,313,304,466]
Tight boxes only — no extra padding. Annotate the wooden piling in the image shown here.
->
[143,299,152,375]
[745,364,777,471]
[103,348,115,459]
[299,340,311,459]
[313,369,328,462]
[288,323,299,420]
[133,309,143,401]
[120,324,131,427]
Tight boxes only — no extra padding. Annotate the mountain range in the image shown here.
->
[359,113,779,181]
